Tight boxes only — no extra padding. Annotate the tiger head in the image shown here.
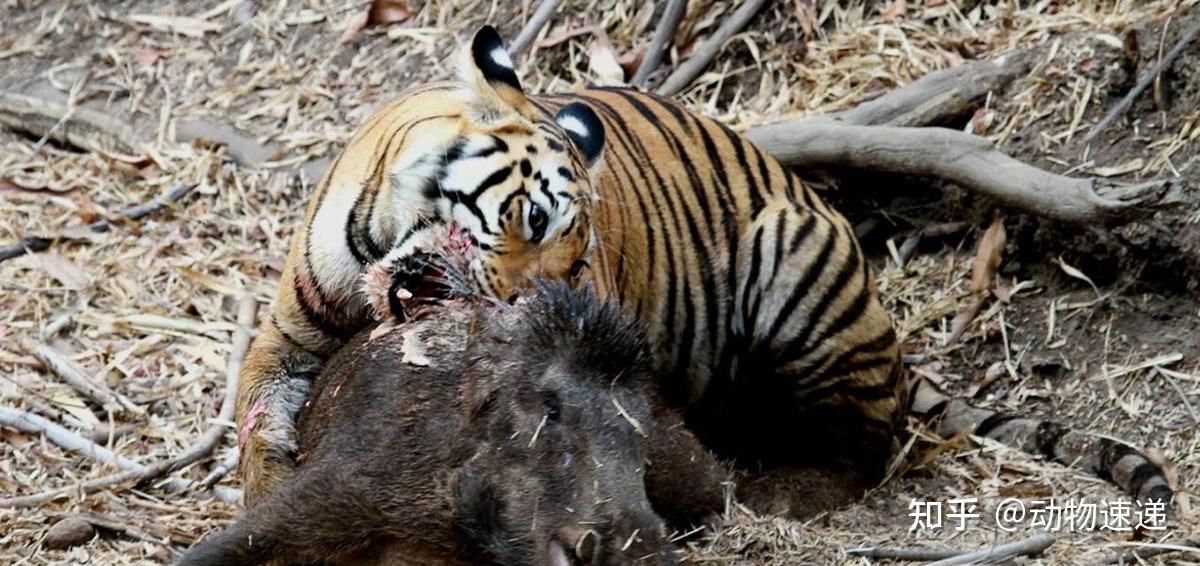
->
[437,25,606,302]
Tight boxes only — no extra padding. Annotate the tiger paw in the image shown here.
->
[363,251,457,323]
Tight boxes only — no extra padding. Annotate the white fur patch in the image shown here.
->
[491,46,513,70]
[400,326,431,366]
[556,115,590,139]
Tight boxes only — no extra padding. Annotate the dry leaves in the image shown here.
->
[969,217,1006,295]
[589,36,626,85]
[36,252,89,290]
[947,217,1005,345]
[1056,256,1101,296]
[367,0,415,26]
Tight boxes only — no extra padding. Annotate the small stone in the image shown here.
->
[43,517,95,550]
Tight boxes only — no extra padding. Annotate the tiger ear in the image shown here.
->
[554,102,605,169]
[460,26,535,120]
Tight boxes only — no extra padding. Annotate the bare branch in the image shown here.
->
[509,0,564,56]
[0,408,145,472]
[199,449,239,489]
[25,339,143,416]
[1083,16,1200,144]
[656,0,769,96]
[746,119,1187,223]
[633,0,688,89]
[847,546,960,561]
[926,534,1055,566]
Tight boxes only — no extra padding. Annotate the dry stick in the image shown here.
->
[0,183,198,264]
[835,51,1030,127]
[0,91,141,155]
[49,511,200,546]
[24,339,143,416]
[0,408,145,472]
[925,533,1056,566]
[632,0,688,89]
[847,546,961,561]
[1083,16,1200,144]
[1101,539,1200,564]
[85,423,141,445]
[0,296,257,509]
[745,120,1185,223]
[509,0,563,56]
[199,449,239,489]
[656,0,770,96]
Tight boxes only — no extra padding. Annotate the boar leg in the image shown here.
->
[643,410,728,531]
[180,471,379,566]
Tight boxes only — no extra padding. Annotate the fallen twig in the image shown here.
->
[85,423,141,445]
[0,296,256,509]
[509,0,563,56]
[0,183,198,264]
[847,545,960,561]
[632,0,687,89]
[656,0,770,96]
[0,407,145,472]
[745,120,1186,223]
[199,449,239,489]
[926,533,1055,566]
[1083,16,1200,144]
[24,339,143,416]
[1101,539,1200,564]
[0,91,142,156]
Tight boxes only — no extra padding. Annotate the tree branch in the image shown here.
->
[1083,16,1200,144]
[656,0,769,96]
[509,0,563,56]
[24,339,143,416]
[746,119,1187,223]
[926,534,1055,566]
[0,91,142,156]
[632,0,688,89]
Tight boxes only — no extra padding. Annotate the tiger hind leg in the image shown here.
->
[692,200,904,518]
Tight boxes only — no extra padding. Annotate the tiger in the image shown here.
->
[236,25,1173,517]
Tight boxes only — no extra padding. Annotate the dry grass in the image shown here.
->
[1,0,1199,564]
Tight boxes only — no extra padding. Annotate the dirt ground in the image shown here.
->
[2,0,1199,564]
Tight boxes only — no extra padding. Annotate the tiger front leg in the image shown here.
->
[236,323,321,505]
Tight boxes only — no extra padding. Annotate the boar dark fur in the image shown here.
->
[181,282,726,565]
